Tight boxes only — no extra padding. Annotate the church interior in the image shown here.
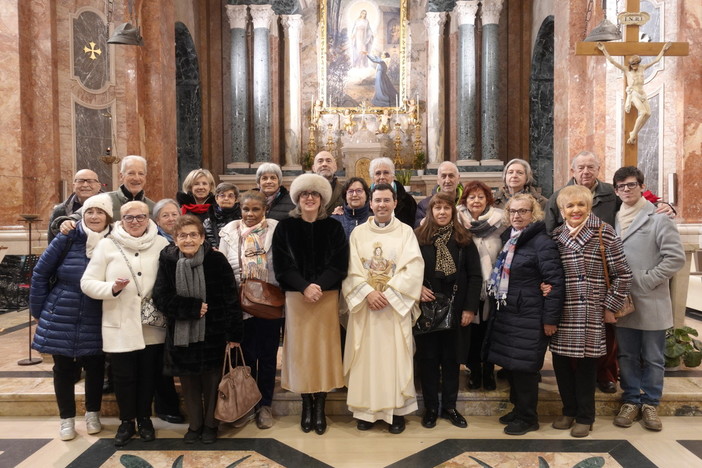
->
[0,0,701,466]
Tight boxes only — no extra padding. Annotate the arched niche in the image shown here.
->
[529,16,554,197]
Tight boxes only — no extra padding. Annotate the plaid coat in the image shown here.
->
[550,214,632,358]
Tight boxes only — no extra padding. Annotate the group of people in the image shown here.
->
[30,150,684,447]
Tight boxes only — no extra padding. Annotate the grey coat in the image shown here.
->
[615,202,685,331]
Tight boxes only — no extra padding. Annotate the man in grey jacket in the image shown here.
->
[611,166,685,432]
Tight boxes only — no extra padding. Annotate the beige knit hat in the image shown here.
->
[81,193,113,219]
[289,173,333,207]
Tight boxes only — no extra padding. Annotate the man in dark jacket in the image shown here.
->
[415,161,463,227]
[313,151,344,215]
[369,157,416,227]
[48,169,101,242]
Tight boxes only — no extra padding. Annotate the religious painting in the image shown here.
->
[320,0,408,111]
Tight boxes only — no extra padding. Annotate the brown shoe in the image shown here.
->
[552,415,574,430]
[256,406,274,429]
[570,422,592,438]
[613,403,640,428]
[641,404,662,431]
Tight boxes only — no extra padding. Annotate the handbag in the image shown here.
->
[214,346,262,423]
[237,235,284,319]
[239,278,285,320]
[413,284,457,335]
[597,224,635,318]
[111,238,167,328]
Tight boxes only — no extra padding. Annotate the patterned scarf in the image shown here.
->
[174,245,207,346]
[487,229,523,308]
[433,223,456,277]
[239,219,269,281]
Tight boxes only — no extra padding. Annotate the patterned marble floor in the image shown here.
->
[2,414,702,467]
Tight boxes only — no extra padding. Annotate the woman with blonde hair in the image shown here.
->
[485,194,564,436]
[549,185,632,437]
[177,169,217,222]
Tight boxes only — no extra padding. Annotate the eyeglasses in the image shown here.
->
[74,178,99,185]
[216,193,237,199]
[615,182,640,191]
[508,208,533,216]
[300,191,321,199]
[176,232,202,240]
[123,214,148,223]
[346,189,365,196]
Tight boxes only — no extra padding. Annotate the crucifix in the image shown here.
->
[576,0,689,166]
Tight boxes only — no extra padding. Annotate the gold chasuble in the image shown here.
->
[342,216,424,424]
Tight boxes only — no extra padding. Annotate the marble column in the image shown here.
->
[425,12,447,165]
[250,4,274,163]
[480,0,504,161]
[455,1,479,162]
[226,5,249,166]
[281,14,302,170]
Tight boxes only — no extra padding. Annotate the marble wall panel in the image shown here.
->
[529,16,554,197]
[72,10,109,91]
[175,22,203,185]
[637,92,660,194]
[74,102,113,189]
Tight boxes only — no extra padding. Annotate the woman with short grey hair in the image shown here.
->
[256,163,294,221]
[494,158,547,209]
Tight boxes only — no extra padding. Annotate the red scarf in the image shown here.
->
[181,203,211,215]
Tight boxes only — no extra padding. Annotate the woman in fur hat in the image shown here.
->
[272,174,349,435]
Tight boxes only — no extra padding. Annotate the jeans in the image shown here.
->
[616,327,666,406]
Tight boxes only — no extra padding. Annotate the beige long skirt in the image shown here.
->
[281,290,344,393]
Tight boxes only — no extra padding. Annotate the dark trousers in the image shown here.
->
[415,329,460,410]
[466,320,493,375]
[110,344,162,421]
[154,375,181,416]
[53,354,105,419]
[180,369,220,431]
[507,369,540,425]
[597,323,619,384]
[241,317,282,407]
[552,353,598,425]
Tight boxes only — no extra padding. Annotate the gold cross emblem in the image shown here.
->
[83,42,102,60]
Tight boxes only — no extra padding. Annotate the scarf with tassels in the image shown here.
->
[433,223,456,277]
[174,246,207,347]
[487,229,523,308]
[239,219,269,281]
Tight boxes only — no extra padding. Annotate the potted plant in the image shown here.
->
[301,151,313,172]
[664,326,702,369]
[395,169,412,192]
[413,152,426,176]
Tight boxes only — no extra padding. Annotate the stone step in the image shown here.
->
[2,371,700,419]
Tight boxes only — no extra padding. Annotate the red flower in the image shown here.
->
[642,190,660,203]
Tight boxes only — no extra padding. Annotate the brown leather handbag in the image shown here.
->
[240,278,285,320]
[214,346,262,423]
[598,224,635,318]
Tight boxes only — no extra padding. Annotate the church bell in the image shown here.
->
[107,22,143,46]
[584,18,622,42]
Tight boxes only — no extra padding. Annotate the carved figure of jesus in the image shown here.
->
[597,41,671,144]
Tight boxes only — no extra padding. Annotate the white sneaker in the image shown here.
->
[60,417,76,441]
[85,411,102,434]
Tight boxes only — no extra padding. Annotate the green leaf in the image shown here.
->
[684,350,702,368]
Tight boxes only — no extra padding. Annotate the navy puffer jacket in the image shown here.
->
[30,223,105,357]
[485,221,565,372]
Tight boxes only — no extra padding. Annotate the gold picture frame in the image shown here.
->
[319,0,408,113]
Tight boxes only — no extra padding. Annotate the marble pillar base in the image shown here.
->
[457,160,480,168]
[480,159,504,167]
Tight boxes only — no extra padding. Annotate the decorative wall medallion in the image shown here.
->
[82,41,102,60]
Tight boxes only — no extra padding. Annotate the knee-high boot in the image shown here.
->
[300,394,314,433]
[313,392,327,435]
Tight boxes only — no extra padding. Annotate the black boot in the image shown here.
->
[313,392,327,435]
[300,394,314,433]
[483,363,496,391]
[468,365,482,389]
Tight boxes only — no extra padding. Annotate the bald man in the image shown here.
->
[312,151,344,215]
[48,169,102,242]
[414,161,463,227]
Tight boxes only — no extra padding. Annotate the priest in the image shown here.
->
[342,183,424,434]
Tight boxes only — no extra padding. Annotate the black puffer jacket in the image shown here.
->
[264,186,295,221]
[203,204,241,248]
[485,221,565,372]
[153,243,243,376]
